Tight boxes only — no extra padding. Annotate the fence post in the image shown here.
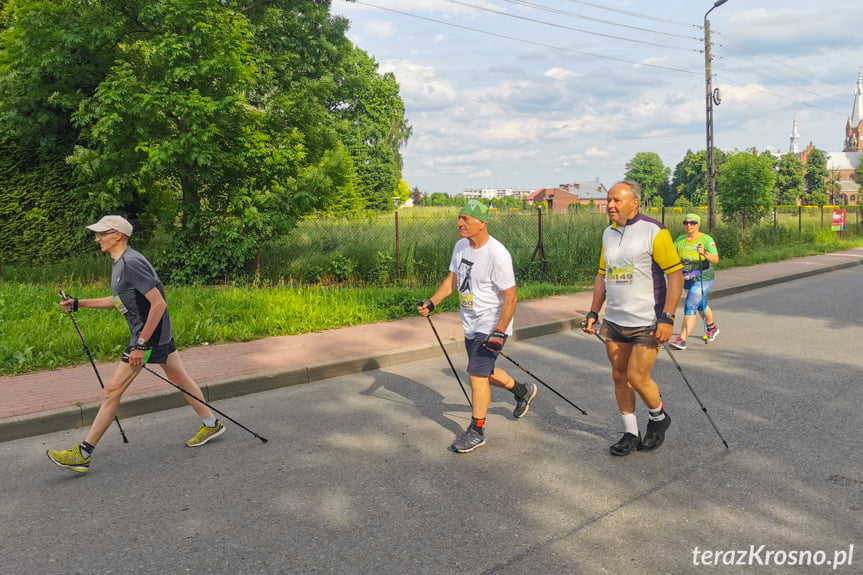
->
[661,205,666,226]
[394,210,401,281]
[773,206,777,229]
[742,208,746,247]
[529,206,547,269]
[820,205,824,230]
[798,206,802,236]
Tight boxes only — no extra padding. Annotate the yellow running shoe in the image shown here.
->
[46,445,90,473]
[186,420,225,447]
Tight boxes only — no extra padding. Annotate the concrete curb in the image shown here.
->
[4,255,861,442]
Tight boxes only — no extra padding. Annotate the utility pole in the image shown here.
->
[704,0,727,233]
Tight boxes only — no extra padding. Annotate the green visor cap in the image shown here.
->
[459,200,489,223]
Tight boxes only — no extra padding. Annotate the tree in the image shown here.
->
[774,153,805,205]
[624,152,670,206]
[0,0,410,281]
[717,150,776,221]
[670,149,728,207]
[803,148,829,206]
[329,49,411,211]
[410,186,424,206]
[394,180,411,205]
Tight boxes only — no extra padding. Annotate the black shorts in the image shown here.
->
[122,339,177,365]
[600,320,659,348]
[464,333,506,377]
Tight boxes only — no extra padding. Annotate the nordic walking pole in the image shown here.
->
[138,363,268,443]
[497,350,587,415]
[661,343,729,449]
[421,308,472,408]
[698,249,708,344]
[58,290,129,443]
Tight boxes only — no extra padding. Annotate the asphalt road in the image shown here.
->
[1,268,861,575]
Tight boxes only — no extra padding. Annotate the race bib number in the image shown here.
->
[459,292,474,310]
[607,264,634,285]
[112,295,129,315]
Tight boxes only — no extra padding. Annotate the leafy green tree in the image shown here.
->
[0,0,410,281]
[717,150,776,221]
[774,153,805,205]
[670,149,727,207]
[803,147,829,206]
[624,152,670,206]
[329,49,411,211]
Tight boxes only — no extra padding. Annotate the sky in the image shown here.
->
[331,0,863,196]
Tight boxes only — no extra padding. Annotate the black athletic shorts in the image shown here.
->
[122,338,177,365]
[464,333,507,377]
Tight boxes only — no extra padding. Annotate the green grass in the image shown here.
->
[4,205,862,376]
[0,281,580,376]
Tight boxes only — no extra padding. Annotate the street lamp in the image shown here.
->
[704,0,727,232]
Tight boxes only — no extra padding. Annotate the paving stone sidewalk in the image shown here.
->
[3,247,862,441]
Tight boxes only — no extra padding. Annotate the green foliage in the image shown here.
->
[0,0,410,280]
[717,150,777,222]
[775,153,806,205]
[624,152,670,206]
[0,280,569,375]
[670,149,728,206]
[804,147,829,206]
[0,143,89,264]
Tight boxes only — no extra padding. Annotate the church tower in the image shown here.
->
[844,70,863,152]
[789,117,800,155]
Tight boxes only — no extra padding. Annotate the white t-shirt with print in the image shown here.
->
[448,236,516,338]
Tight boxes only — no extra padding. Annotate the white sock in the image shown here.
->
[621,412,639,436]
[648,403,666,422]
[202,415,217,428]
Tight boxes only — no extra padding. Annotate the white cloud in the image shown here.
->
[364,20,395,38]
[544,67,577,81]
[332,0,862,194]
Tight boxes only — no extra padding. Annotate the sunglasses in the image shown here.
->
[96,230,120,238]
[682,220,698,225]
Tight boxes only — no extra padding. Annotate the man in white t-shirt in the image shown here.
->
[418,200,537,453]
[582,182,684,456]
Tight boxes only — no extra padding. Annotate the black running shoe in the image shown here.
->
[609,432,641,456]
[513,382,538,419]
[640,411,671,452]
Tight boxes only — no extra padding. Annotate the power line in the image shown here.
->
[444,0,697,52]
[716,74,847,117]
[498,0,697,41]
[352,1,701,75]
[562,0,694,28]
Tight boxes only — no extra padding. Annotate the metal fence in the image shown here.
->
[259,204,861,286]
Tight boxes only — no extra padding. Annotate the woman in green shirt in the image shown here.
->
[669,214,720,349]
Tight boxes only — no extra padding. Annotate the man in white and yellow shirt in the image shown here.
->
[582,181,684,456]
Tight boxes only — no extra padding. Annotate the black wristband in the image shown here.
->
[657,312,675,325]
[72,298,79,312]
[422,299,435,312]
[585,311,599,323]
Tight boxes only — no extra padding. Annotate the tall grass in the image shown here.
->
[0,282,575,375]
[4,205,862,375]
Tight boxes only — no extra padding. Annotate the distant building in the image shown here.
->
[462,188,532,201]
[527,180,609,212]
[779,72,863,205]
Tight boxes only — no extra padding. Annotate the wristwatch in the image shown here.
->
[657,312,675,325]
[135,337,151,350]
